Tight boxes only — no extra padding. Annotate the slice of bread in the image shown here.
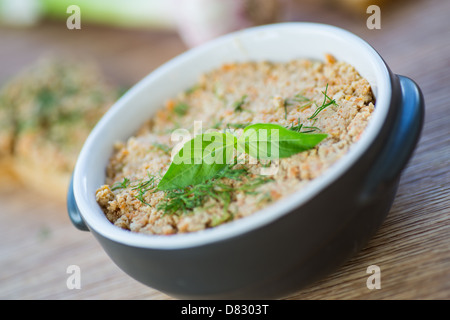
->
[0,58,121,201]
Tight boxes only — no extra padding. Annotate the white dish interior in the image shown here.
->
[73,22,391,249]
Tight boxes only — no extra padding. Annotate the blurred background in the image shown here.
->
[0,0,449,300]
[0,0,396,87]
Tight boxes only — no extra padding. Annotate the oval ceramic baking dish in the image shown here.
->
[67,23,424,299]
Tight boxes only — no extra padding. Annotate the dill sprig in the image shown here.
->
[285,94,312,106]
[284,84,337,133]
[111,177,131,191]
[308,84,338,120]
[284,93,312,109]
[284,85,337,121]
[111,173,158,206]
[157,164,272,216]
[174,102,189,116]
[233,94,248,112]
[288,117,322,134]
[236,174,274,195]
[283,92,313,120]
[131,173,158,206]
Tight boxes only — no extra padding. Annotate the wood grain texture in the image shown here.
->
[0,0,448,300]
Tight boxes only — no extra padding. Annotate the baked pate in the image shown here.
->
[96,56,375,235]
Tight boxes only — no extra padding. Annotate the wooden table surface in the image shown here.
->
[0,0,449,300]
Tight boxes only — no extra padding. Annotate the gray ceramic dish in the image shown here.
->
[67,23,424,299]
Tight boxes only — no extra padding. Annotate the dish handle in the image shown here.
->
[67,173,90,231]
[360,75,425,202]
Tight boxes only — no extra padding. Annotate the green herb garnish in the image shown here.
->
[308,84,337,120]
[131,173,158,206]
[174,102,189,116]
[157,164,272,216]
[157,164,243,215]
[238,123,327,160]
[284,93,313,112]
[111,177,131,191]
[111,174,158,206]
[292,93,312,104]
[288,118,321,134]
[157,132,237,191]
[233,94,248,112]
[158,123,326,190]
[153,85,334,207]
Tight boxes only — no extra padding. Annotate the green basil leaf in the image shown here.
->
[157,132,237,190]
[237,123,327,159]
